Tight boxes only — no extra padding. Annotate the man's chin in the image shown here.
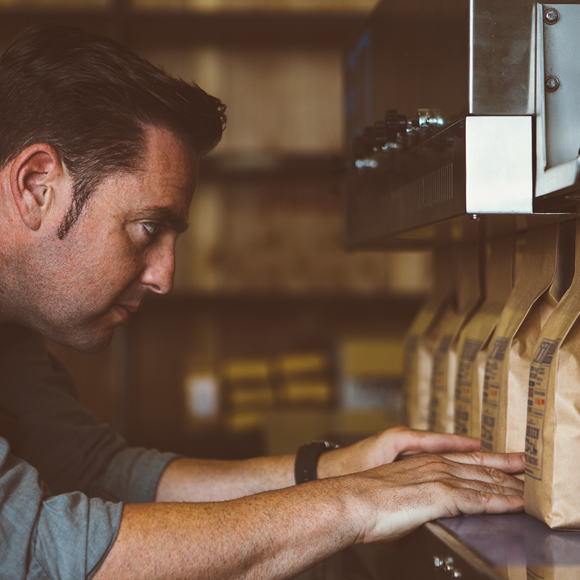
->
[75,333,115,354]
[49,326,116,354]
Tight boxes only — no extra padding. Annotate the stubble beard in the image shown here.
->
[5,239,117,353]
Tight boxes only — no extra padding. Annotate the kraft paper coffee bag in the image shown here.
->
[403,250,454,430]
[525,220,580,529]
[481,224,558,453]
[454,236,514,438]
[429,244,482,433]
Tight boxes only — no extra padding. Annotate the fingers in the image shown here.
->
[439,451,525,474]
[392,429,480,457]
[448,485,524,516]
[442,460,524,492]
[395,453,524,493]
[442,476,523,497]
[429,473,524,521]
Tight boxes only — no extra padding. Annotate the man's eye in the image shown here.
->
[142,222,160,237]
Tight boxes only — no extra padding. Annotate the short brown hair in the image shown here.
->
[0,24,226,238]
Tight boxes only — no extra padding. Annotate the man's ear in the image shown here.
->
[10,144,63,232]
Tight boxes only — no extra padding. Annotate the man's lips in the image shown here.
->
[113,302,141,323]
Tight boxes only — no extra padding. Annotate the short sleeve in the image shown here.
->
[0,437,123,580]
[88,447,179,503]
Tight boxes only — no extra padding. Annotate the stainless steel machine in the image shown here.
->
[344,0,580,249]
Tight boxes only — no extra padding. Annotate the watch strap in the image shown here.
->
[294,440,340,484]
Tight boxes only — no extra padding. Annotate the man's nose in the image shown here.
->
[140,240,175,295]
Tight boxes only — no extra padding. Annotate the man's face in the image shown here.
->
[23,126,198,352]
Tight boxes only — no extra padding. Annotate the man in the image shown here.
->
[0,25,524,579]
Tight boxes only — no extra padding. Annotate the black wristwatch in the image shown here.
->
[294,440,340,484]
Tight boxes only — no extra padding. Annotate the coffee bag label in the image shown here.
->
[454,338,483,436]
[525,338,559,481]
[481,336,509,451]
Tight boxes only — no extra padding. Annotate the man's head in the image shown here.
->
[0,24,225,239]
[0,25,226,352]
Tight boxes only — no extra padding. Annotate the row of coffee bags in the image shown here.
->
[404,224,559,440]
[404,222,580,528]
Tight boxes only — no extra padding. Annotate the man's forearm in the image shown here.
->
[155,455,297,502]
[96,478,356,580]
[154,442,372,503]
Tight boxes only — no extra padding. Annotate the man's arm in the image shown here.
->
[97,451,524,580]
[155,426,481,502]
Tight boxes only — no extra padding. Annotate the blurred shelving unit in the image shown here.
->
[124,292,423,458]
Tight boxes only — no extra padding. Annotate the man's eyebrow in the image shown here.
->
[139,207,189,233]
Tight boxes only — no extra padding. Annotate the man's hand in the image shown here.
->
[318,425,481,479]
[346,451,525,544]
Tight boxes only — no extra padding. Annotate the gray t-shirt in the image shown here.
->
[0,324,179,579]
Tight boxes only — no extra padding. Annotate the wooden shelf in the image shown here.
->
[0,8,366,48]
[129,10,365,49]
[199,153,346,184]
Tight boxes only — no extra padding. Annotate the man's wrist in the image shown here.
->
[313,472,370,546]
[316,446,342,479]
[294,441,340,484]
